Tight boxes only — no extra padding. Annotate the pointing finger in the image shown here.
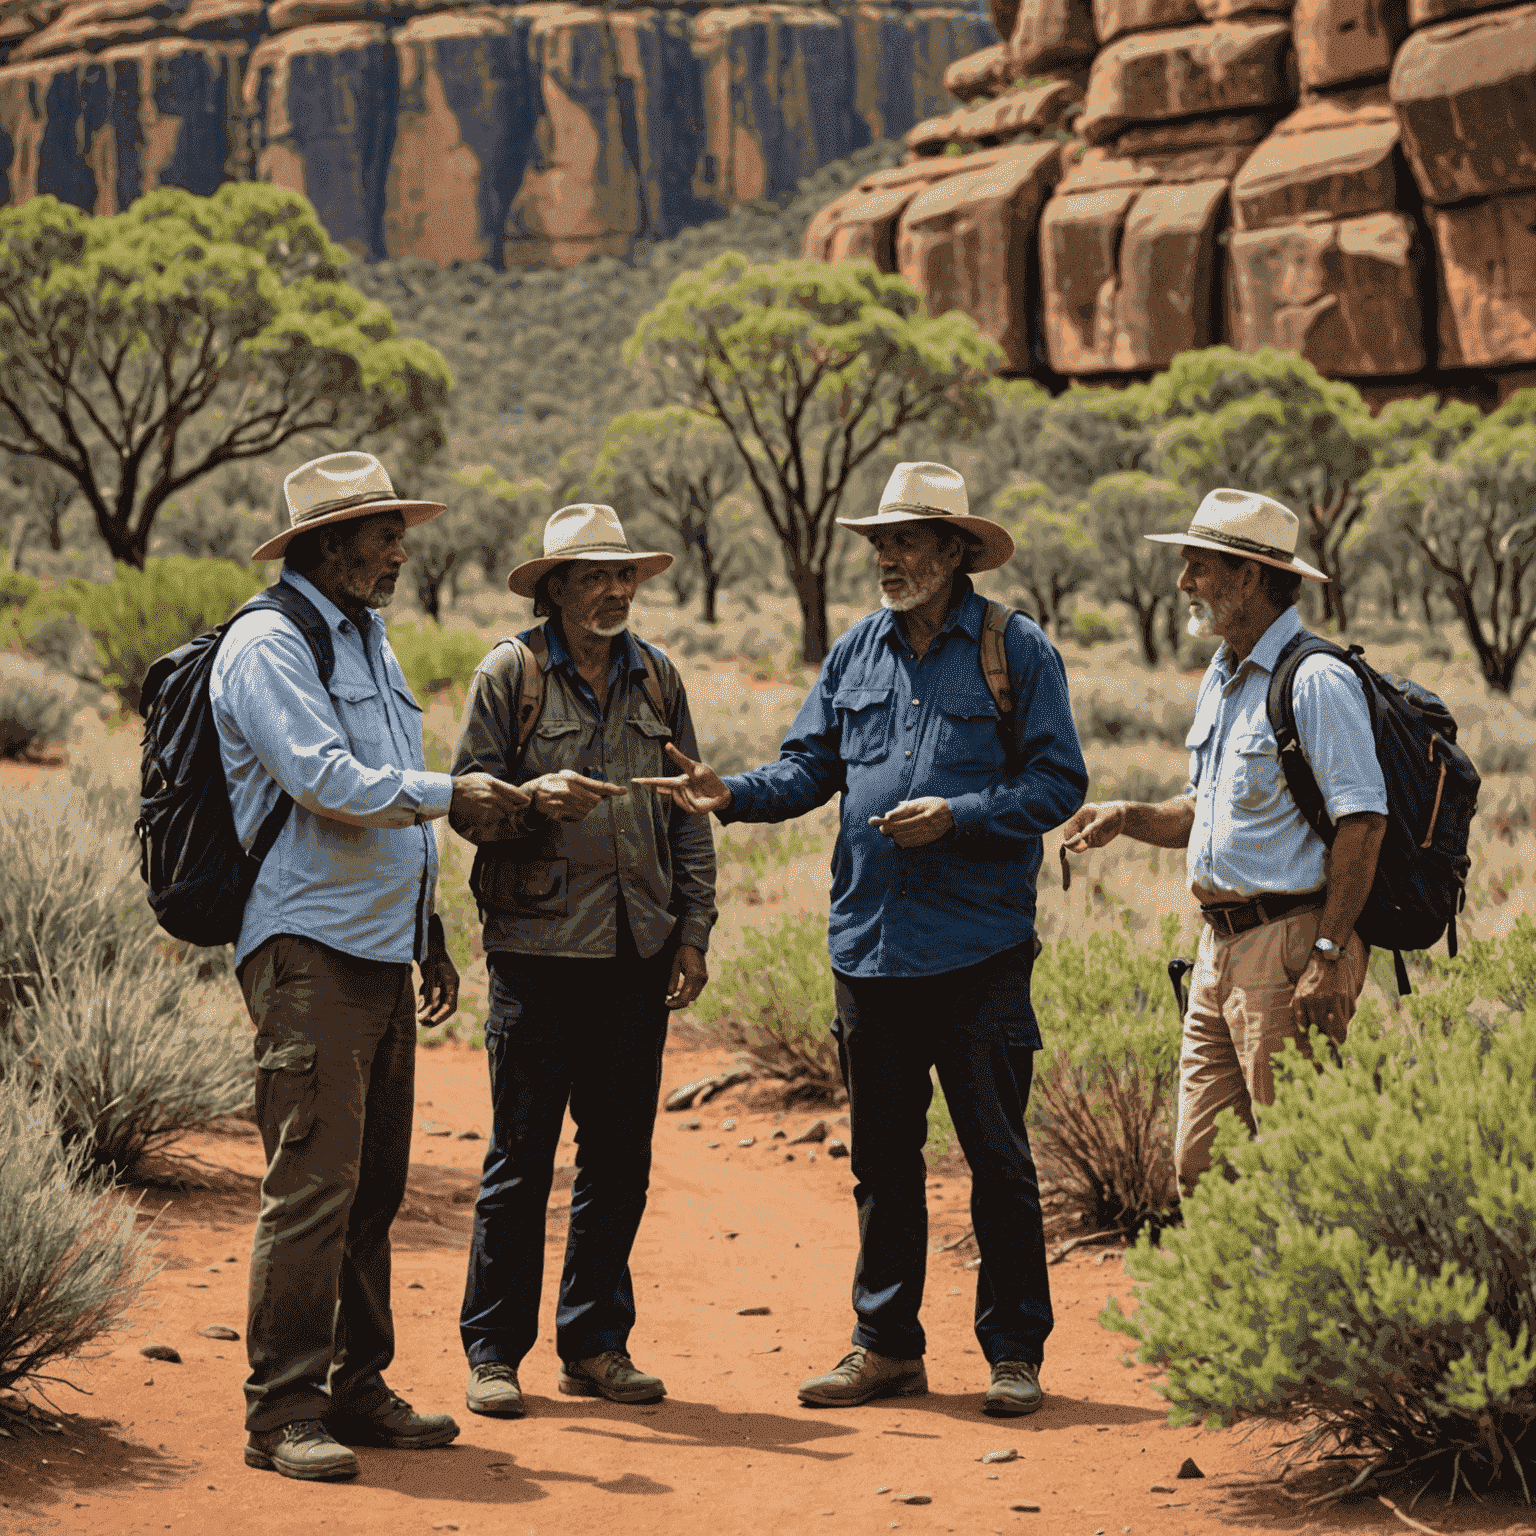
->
[663,743,696,768]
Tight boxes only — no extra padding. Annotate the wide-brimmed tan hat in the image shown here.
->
[837,461,1015,572]
[1145,487,1328,581]
[251,452,447,562]
[507,504,674,598]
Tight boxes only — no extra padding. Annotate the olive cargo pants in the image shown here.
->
[238,934,416,1434]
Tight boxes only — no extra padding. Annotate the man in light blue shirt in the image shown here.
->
[211,452,527,1481]
[1062,489,1387,1195]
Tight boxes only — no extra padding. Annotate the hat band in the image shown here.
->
[879,502,965,518]
[548,541,637,558]
[1187,524,1294,564]
[292,490,401,525]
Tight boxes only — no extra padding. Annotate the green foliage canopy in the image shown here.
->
[1081,472,1187,666]
[0,185,452,569]
[626,254,1002,663]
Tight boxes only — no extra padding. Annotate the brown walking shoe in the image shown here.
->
[983,1360,1043,1416]
[244,1419,359,1480]
[559,1350,666,1404]
[466,1362,525,1418]
[798,1347,928,1407]
[326,1393,460,1448]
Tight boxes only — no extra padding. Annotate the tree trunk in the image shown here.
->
[791,562,831,665]
[697,534,721,624]
[1163,592,1180,654]
[1135,599,1160,666]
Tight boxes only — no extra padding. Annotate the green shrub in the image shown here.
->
[0,1074,157,1396]
[0,572,40,611]
[387,621,489,701]
[1104,1010,1536,1496]
[0,653,81,759]
[685,912,839,1090]
[1070,607,1121,647]
[67,557,263,712]
[1029,917,1185,1235]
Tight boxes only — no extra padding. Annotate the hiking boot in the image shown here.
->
[326,1393,460,1449]
[984,1360,1043,1416]
[559,1350,666,1404]
[244,1419,358,1480]
[798,1347,927,1407]
[466,1363,525,1419]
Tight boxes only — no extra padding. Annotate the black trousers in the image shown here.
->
[832,939,1053,1366]
[459,910,676,1368]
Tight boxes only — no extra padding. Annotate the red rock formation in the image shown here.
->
[897,141,1062,370]
[943,36,1013,98]
[905,74,1081,154]
[1432,193,1536,367]
[1009,0,1096,72]
[1091,0,1200,47]
[1292,0,1406,88]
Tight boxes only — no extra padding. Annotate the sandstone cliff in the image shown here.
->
[804,0,1536,388]
[0,0,994,264]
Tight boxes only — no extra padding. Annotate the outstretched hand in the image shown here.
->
[633,743,733,815]
[868,797,953,848]
[530,769,628,823]
[1060,801,1127,854]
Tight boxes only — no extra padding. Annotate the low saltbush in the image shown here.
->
[0,1074,157,1396]
[1029,916,1184,1236]
[1105,1009,1536,1496]
[1070,607,1121,648]
[0,653,81,759]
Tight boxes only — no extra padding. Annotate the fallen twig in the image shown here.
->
[1379,1496,1447,1536]
[935,1227,976,1254]
[1048,1230,1121,1264]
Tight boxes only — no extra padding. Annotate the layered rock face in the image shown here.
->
[803,0,1536,382]
[0,0,994,265]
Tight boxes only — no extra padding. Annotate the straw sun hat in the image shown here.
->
[251,452,446,563]
[1144,488,1328,581]
[507,504,673,598]
[836,462,1016,571]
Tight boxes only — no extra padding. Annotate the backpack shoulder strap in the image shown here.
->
[979,600,1016,717]
[1266,630,1348,850]
[633,637,681,728]
[238,582,336,686]
[508,627,548,763]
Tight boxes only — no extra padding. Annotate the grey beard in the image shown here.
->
[590,618,629,638]
[880,565,948,614]
[365,587,395,610]
[1186,597,1228,638]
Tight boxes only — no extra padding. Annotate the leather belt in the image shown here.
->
[1199,890,1322,938]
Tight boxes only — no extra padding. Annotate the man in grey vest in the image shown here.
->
[451,504,717,1418]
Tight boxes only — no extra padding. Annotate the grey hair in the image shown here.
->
[1216,550,1304,609]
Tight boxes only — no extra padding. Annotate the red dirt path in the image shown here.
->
[2,1044,1533,1536]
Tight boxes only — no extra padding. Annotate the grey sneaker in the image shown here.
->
[559,1350,666,1404]
[984,1360,1043,1416]
[244,1419,358,1480]
[798,1347,928,1407]
[466,1362,525,1418]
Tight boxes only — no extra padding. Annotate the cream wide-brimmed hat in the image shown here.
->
[1145,487,1328,581]
[506,504,674,598]
[251,451,447,562]
[836,461,1016,572]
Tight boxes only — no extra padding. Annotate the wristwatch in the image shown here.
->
[1313,937,1344,962]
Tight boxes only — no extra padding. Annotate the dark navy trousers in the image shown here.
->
[832,939,1053,1366]
[459,910,674,1369]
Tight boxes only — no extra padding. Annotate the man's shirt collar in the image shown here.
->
[280,567,383,643]
[545,620,647,678]
[1213,605,1304,683]
[878,576,982,654]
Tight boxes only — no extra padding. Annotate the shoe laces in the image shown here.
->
[281,1419,338,1448]
[991,1360,1038,1382]
[831,1348,869,1377]
[475,1363,519,1384]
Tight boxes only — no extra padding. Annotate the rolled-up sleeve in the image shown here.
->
[223,629,451,827]
[1293,656,1389,821]
[719,660,848,824]
[667,685,719,953]
[945,620,1088,841]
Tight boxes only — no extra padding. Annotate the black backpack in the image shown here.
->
[1266,633,1480,995]
[135,583,334,947]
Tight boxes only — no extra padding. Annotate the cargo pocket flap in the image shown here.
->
[256,1040,316,1075]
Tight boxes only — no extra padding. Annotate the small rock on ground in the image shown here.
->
[771,1129,786,1139]
[1176,1458,1204,1479]
[407,1281,425,1289]
[138,1345,180,1364]
[203,1325,239,1341]
[979,1447,1018,1463]
[679,1119,702,1131]
[1010,1502,1041,1512]
[892,1493,931,1505]
[738,1137,756,1148]
[1150,1484,1175,1493]
[456,1128,483,1140]
[422,1122,452,1137]
[720,1119,737,1131]
[788,1118,830,1145]
[827,1140,850,1159]
[734,1306,771,1316]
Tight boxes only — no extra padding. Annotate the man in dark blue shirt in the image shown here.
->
[637,462,1087,1417]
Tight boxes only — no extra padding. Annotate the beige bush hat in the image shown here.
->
[251,451,446,562]
[507,504,674,597]
[837,461,1015,572]
[1145,487,1328,581]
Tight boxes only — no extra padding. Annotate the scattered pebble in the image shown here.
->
[457,1128,484,1141]
[827,1140,850,1159]
[206,1266,221,1274]
[720,1119,737,1132]
[987,1474,998,1479]
[734,1306,771,1316]
[787,1119,830,1145]
[1149,1484,1174,1494]
[893,1493,931,1505]
[723,1230,739,1240]
[965,1258,982,1270]
[142,1379,154,1387]
[202,1325,239,1341]
[738,1137,756,1148]
[186,1283,208,1289]
[1176,1458,1204,1479]
[679,1119,702,1131]
[808,1151,817,1163]
[223,1256,238,1263]
[139,1345,181,1364]
[771,1129,787,1140]
[706,1141,720,1149]
[1010,1504,1041,1514]
[979,1448,1018,1463]
[408,1281,425,1290]
[431,1525,459,1532]
[875,1486,892,1494]
[422,1122,452,1137]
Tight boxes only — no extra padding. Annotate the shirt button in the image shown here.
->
[912,698,920,705]
[905,750,912,757]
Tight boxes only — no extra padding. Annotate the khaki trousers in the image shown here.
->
[1173,908,1367,1196]
[238,935,417,1433]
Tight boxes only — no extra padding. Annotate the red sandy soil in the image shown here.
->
[2,1042,1533,1536]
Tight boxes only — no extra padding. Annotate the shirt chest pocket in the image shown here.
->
[625,713,673,777]
[329,679,386,760]
[1227,727,1284,811]
[938,691,1001,771]
[526,718,586,777]
[1185,715,1213,792]
[833,686,892,766]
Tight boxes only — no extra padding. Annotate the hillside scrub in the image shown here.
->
[1105,936,1536,1496]
[0,651,81,759]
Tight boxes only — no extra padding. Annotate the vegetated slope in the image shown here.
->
[348,142,905,489]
